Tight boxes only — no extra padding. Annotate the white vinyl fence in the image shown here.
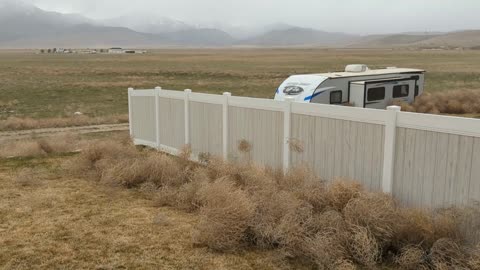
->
[128,87,480,208]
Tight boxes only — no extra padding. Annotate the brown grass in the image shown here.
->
[0,114,128,131]
[0,163,294,270]
[0,133,80,158]
[394,90,480,115]
[13,168,39,187]
[64,139,480,269]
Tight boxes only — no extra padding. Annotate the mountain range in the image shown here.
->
[0,1,479,48]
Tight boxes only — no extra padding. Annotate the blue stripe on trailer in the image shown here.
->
[304,90,326,101]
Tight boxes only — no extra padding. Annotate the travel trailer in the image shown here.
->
[274,64,425,109]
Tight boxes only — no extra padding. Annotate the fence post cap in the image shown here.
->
[128,87,134,91]
[184,89,192,93]
[284,96,296,102]
[155,86,162,90]
[223,92,232,96]
[387,105,401,111]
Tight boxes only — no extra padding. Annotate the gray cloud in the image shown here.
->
[26,0,480,34]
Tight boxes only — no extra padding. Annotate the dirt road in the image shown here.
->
[0,123,129,142]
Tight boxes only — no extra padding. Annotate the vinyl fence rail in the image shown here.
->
[128,87,480,208]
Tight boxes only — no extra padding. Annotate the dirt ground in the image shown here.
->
[0,123,128,143]
[0,155,308,270]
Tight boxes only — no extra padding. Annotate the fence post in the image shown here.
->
[222,92,231,160]
[184,89,192,145]
[128,87,134,137]
[283,97,295,173]
[382,105,401,193]
[154,86,162,149]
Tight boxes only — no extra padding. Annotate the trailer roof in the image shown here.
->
[314,68,425,78]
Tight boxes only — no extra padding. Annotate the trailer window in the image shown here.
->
[393,85,409,98]
[330,91,342,104]
[367,87,385,101]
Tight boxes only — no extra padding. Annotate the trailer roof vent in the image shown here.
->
[386,66,397,69]
[345,64,369,73]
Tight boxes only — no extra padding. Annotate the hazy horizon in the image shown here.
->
[12,0,480,35]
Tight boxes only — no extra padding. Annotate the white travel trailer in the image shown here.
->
[274,64,425,109]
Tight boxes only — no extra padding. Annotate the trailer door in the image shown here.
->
[365,85,388,109]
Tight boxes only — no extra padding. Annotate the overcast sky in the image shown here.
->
[27,0,480,34]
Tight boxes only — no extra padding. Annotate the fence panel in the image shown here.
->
[130,95,156,145]
[228,106,284,168]
[189,101,223,157]
[291,114,385,190]
[158,97,185,150]
[393,128,480,208]
[128,88,480,210]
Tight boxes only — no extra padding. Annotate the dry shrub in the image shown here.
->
[101,153,186,188]
[326,179,363,211]
[394,209,436,249]
[0,133,79,158]
[273,202,314,256]
[234,163,276,193]
[428,238,467,269]
[204,156,239,180]
[433,209,462,241]
[248,186,315,251]
[0,140,45,158]
[343,193,398,244]
[303,231,347,269]
[394,90,480,115]
[0,114,129,131]
[205,158,276,194]
[455,204,480,245]
[280,165,321,190]
[468,244,480,270]
[332,259,356,270]
[178,144,192,162]
[68,140,138,178]
[288,138,304,153]
[193,179,255,251]
[313,210,347,234]
[394,245,426,269]
[280,166,327,213]
[347,225,381,267]
[238,139,252,153]
[173,168,212,211]
[66,139,479,269]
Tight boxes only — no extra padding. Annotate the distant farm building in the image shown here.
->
[108,47,124,54]
[108,48,147,54]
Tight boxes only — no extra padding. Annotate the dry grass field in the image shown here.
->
[1,48,480,125]
[1,49,480,269]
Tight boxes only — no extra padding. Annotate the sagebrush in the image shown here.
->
[69,140,480,269]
